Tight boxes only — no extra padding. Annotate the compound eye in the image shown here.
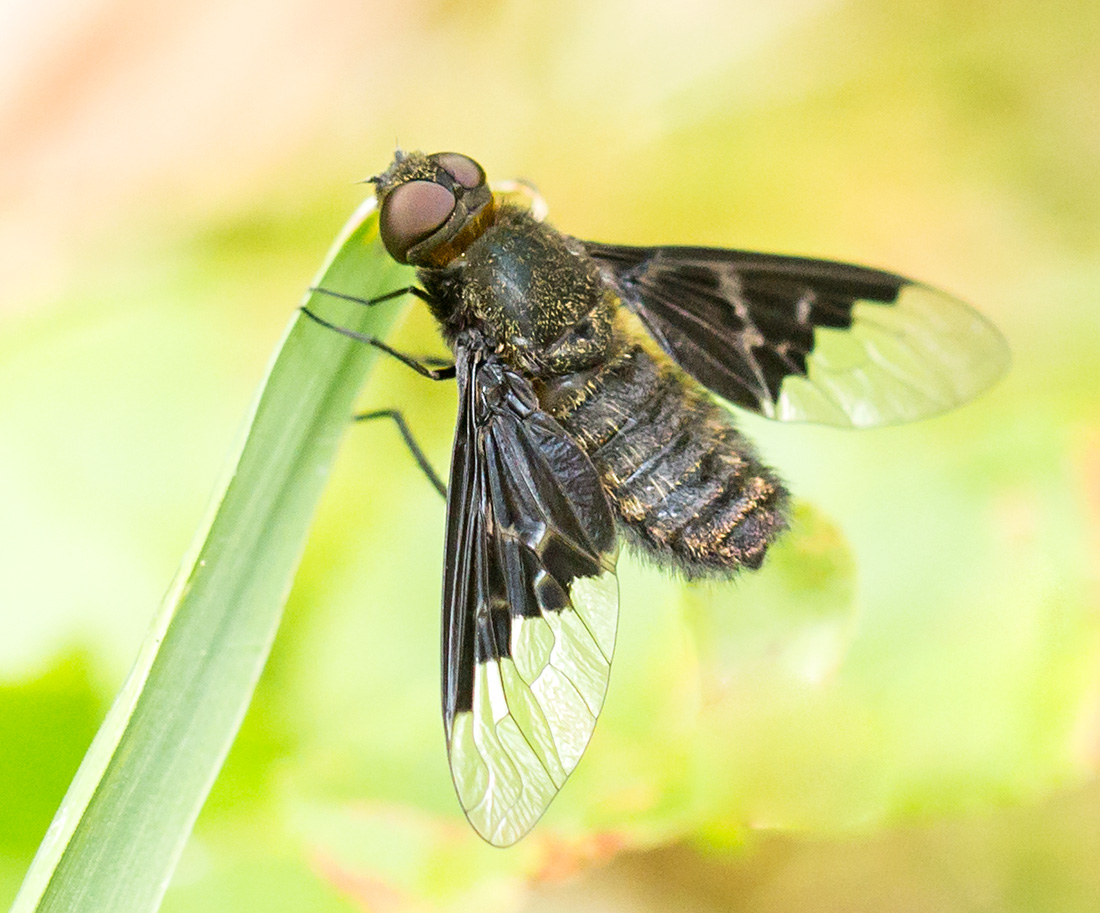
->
[435,152,485,189]
[380,180,456,263]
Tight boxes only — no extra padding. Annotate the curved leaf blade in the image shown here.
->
[12,197,412,913]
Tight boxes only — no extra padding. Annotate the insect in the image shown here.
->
[305,150,1008,846]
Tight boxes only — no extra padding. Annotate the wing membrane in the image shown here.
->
[442,340,619,846]
[585,243,1009,428]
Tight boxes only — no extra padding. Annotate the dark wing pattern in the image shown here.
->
[442,338,619,846]
[585,243,1009,428]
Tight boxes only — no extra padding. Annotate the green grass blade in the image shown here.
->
[11,197,413,913]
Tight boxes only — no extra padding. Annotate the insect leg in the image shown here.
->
[299,307,456,380]
[354,409,446,498]
[308,285,434,308]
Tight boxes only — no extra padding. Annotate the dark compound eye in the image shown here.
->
[380,180,456,263]
[435,152,485,189]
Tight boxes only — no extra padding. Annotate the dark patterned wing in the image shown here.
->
[442,339,619,847]
[585,243,1009,428]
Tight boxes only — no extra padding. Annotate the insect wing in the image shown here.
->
[442,343,619,846]
[586,243,1009,428]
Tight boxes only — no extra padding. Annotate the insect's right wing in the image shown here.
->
[442,342,619,847]
[585,243,1010,428]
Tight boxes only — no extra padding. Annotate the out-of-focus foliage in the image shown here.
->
[1,0,1098,911]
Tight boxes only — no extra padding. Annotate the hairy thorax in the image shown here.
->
[422,206,789,576]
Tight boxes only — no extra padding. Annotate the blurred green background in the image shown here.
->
[2,0,1098,910]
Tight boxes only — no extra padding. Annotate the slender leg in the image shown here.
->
[355,409,447,498]
[308,285,435,308]
[300,307,456,380]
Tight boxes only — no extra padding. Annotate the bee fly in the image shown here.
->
[305,150,1009,846]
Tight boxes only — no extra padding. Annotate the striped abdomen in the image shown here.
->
[539,333,789,577]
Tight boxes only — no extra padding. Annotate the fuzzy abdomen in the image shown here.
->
[540,338,789,576]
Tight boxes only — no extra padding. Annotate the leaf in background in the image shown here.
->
[11,197,414,913]
[684,501,858,688]
[681,502,863,836]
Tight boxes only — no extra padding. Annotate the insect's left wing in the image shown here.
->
[585,242,1009,428]
[442,343,619,846]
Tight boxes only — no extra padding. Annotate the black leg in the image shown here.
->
[300,307,456,380]
[308,285,435,308]
[355,409,447,498]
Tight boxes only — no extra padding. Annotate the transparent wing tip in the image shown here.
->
[776,283,1010,428]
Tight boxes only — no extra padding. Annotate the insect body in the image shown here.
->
[420,200,789,577]
[348,150,1009,846]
